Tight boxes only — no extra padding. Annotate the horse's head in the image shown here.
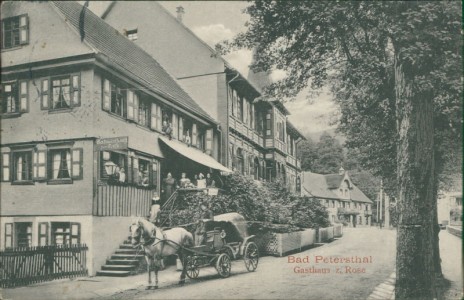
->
[129,221,143,247]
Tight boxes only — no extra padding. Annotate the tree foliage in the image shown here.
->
[170,173,330,232]
[217,1,462,190]
[217,2,461,297]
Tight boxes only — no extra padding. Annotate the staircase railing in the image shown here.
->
[159,190,179,227]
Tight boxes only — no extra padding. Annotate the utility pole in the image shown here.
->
[379,179,383,229]
[385,194,390,229]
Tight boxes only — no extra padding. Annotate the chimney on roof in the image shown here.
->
[176,6,185,23]
[339,166,345,175]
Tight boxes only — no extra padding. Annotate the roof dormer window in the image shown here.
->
[2,14,29,49]
[125,29,138,41]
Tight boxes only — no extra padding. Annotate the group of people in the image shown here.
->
[162,172,216,200]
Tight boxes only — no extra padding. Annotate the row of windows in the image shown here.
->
[4,222,80,248]
[1,74,81,115]
[102,78,209,150]
[2,14,29,49]
[323,199,371,210]
[1,147,83,184]
[228,86,265,135]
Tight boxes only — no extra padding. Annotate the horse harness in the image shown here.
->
[142,227,168,259]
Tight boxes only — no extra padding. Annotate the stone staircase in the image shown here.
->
[96,237,146,277]
[96,192,180,277]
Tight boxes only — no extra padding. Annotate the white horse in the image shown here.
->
[130,218,193,289]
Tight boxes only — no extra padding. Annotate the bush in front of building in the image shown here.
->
[169,173,330,233]
[289,195,331,230]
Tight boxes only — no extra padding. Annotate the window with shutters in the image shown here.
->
[1,15,28,49]
[15,222,32,247]
[100,151,127,184]
[182,118,193,145]
[51,222,80,245]
[1,80,28,115]
[12,150,33,184]
[138,97,150,127]
[197,128,206,150]
[47,147,83,183]
[137,158,150,187]
[41,74,80,111]
[110,83,126,117]
[161,108,172,134]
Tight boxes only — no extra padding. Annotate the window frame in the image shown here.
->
[41,74,80,111]
[1,80,28,116]
[1,14,29,50]
[15,222,32,248]
[51,222,80,246]
[47,148,73,184]
[47,146,83,184]
[11,149,33,185]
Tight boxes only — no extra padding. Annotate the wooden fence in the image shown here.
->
[0,244,88,288]
[94,185,154,216]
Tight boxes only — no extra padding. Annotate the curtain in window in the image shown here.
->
[52,150,71,179]
[52,79,70,109]
[16,156,23,180]
[53,152,60,179]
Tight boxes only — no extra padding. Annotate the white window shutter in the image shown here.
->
[127,90,134,120]
[192,123,197,147]
[71,148,83,180]
[19,15,29,44]
[19,80,28,112]
[156,105,162,130]
[41,79,49,110]
[150,103,157,130]
[133,93,139,123]
[71,74,81,106]
[1,153,10,182]
[172,113,178,139]
[102,79,110,111]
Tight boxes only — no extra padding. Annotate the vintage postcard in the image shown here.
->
[1,1,462,299]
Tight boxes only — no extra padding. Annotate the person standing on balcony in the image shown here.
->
[162,172,176,201]
[206,173,215,188]
[197,173,206,189]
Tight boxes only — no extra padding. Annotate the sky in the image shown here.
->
[86,1,338,139]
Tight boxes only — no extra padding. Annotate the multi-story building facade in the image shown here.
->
[301,168,373,226]
[0,1,228,274]
[99,1,305,192]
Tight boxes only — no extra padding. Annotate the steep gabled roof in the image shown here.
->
[51,1,215,124]
[302,172,341,200]
[302,171,373,203]
[324,174,344,189]
[350,185,373,203]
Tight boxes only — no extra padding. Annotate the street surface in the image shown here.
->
[3,228,461,300]
[107,227,397,300]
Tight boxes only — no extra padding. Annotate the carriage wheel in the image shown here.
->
[185,255,199,279]
[216,253,231,278]
[244,242,259,272]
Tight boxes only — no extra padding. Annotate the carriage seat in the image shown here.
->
[205,228,225,250]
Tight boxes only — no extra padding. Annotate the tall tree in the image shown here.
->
[218,2,462,298]
[312,132,344,174]
[296,137,317,171]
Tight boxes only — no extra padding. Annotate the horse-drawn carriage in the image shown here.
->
[184,212,259,279]
[130,212,259,289]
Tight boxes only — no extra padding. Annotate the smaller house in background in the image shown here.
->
[437,191,462,227]
[301,167,373,227]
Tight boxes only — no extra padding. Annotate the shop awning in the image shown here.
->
[159,137,232,174]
